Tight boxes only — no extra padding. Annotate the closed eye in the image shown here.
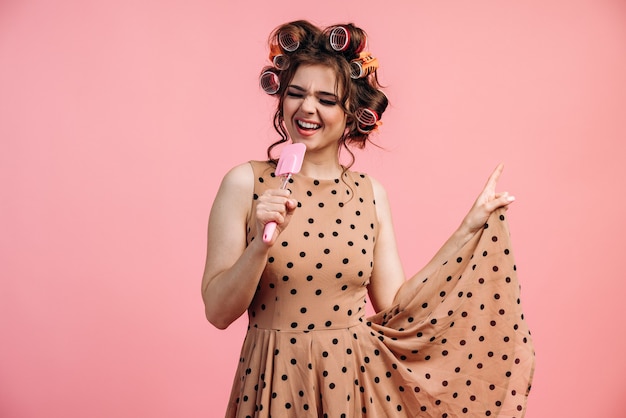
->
[287,85,338,106]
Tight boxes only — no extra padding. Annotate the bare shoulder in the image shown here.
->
[219,162,254,193]
[210,162,255,222]
[360,174,391,226]
[367,174,390,204]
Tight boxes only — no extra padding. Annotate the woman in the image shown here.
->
[202,20,534,418]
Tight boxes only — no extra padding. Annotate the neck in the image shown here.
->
[299,158,343,180]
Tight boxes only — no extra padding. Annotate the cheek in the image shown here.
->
[281,98,295,116]
[335,112,348,128]
[324,107,345,124]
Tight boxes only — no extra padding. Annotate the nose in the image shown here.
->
[300,95,316,114]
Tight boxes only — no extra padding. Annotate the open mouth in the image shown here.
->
[296,119,321,131]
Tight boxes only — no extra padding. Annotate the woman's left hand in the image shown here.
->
[460,163,515,234]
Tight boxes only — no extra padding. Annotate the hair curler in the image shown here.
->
[273,54,289,70]
[355,108,379,127]
[260,70,280,95]
[262,143,307,243]
[355,108,380,134]
[269,43,289,70]
[329,25,367,54]
[329,26,350,51]
[350,53,378,79]
[278,30,300,52]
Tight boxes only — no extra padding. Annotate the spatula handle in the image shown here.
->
[262,222,277,243]
[262,173,292,243]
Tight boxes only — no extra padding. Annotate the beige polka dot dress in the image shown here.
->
[225,161,535,417]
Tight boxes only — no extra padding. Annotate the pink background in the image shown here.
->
[2,0,625,417]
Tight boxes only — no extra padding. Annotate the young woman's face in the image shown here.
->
[282,64,348,154]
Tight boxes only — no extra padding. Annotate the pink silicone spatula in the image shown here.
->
[262,142,306,243]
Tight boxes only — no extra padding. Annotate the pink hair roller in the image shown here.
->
[260,70,280,95]
[329,26,367,54]
[278,30,299,52]
[329,26,350,51]
[355,108,380,134]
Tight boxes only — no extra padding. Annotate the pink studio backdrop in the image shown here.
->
[1,1,625,417]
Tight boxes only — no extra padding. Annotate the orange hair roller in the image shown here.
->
[269,43,289,70]
[350,52,378,79]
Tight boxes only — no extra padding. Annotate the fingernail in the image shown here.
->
[507,195,516,202]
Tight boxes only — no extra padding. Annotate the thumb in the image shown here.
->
[285,199,298,214]
[487,192,516,212]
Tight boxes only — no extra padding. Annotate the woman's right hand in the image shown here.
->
[255,189,298,246]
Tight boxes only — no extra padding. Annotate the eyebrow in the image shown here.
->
[287,84,338,98]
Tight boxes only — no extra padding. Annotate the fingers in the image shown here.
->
[484,163,504,190]
[256,190,298,245]
[485,191,515,212]
[477,163,507,202]
[463,165,515,232]
[487,164,515,208]
[285,198,298,213]
[263,189,292,199]
[493,191,514,200]
[256,189,298,227]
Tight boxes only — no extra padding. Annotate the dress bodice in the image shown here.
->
[246,160,379,331]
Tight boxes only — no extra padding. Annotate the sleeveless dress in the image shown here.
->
[224,160,535,418]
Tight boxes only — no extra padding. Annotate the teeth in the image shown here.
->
[297,120,320,129]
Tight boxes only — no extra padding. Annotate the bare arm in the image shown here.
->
[201,163,297,329]
[368,164,515,311]
[393,164,515,303]
[367,176,406,312]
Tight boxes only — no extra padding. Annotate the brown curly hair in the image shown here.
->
[260,20,388,167]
